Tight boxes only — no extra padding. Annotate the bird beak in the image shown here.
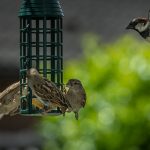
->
[126,24,133,29]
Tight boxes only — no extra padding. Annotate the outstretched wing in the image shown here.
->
[0,81,20,105]
[0,81,20,118]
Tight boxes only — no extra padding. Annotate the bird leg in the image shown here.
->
[74,112,79,120]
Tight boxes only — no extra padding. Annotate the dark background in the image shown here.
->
[0,0,150,149]
[0,0,150,85]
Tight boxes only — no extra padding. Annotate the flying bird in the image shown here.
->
[0,81,20,118]
[27,68,69,115]
[65,79,86,120]
[126,10,150,42]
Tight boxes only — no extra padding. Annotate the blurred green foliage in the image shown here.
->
[38,34,150,150]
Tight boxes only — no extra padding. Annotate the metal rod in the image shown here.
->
[43,17,47,77]
[51,18,56,82]
[60,18,63,89]
[36,19,40,71]
[56,19,60,86]
[27,18,32,113]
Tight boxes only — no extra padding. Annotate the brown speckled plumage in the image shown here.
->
[0,81,20,118]
[27,68,69,115]
[65,79,86,120]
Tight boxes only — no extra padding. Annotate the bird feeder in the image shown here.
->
[19,0,64,115]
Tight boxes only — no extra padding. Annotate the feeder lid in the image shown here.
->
[19,0,64,17]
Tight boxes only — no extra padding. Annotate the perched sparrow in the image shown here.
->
[0,81,20,118]
[65,79,86,120]
[27,68,69,115]
[126,10,150,42]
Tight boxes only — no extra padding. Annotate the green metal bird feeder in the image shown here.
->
[19,0,64,115]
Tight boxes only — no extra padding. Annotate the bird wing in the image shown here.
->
[0,81,20,118]
[81,87,86,108]
[33,78,68,108]
[0,81,20,105]
[81,92,86,107]
[44,78,69,107]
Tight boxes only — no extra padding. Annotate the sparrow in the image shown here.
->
[0,81,20,119]
[26,68,69,115]
[126,10,150,42]
[65,79,86,120]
